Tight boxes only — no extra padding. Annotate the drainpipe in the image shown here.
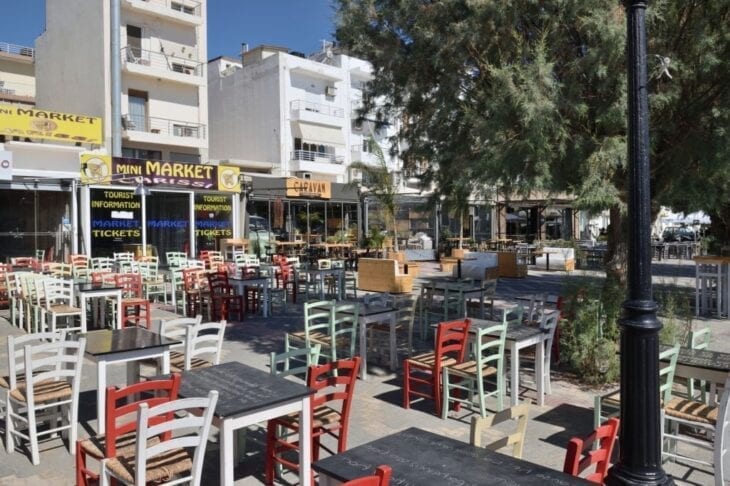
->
[110,0,122,157]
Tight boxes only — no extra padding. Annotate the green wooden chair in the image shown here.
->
[286,300,334,359]
[442,320,508,419]
[594,344,680,429]
[270,343,322,380]
[687,327,711,401]
[326,302,359,362]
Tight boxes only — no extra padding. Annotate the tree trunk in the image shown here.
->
[391,211,399,252]
[605,204,628,289]
[707,205,730,253]
[459,211,464,249]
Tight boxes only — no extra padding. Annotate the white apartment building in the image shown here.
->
[0,43,35,107]
[35,0,208,163]
[208,44,399,183]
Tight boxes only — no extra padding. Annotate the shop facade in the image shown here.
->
[80,155,241,260]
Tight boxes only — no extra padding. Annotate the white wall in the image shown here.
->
[35,0,109,143]
[0,57,35,98]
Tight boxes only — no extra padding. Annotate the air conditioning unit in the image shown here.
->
[349,168,363,183]
[296,171,313,180]
[221,65,238,77]
[325,86,337,96]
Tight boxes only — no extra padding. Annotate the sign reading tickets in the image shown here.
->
[286,177,331,199]
[80,154,241,192]
[0,105,102,144]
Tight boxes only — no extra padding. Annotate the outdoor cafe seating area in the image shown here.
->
[0,248,728,485]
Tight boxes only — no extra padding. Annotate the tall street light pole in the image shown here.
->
[606,2,673,484]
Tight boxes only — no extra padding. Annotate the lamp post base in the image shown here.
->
[606,463,674,486]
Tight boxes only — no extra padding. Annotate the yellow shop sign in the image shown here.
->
[0,105,102,144]
[286,178,331,199]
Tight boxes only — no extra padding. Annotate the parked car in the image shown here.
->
[662,227,695,242]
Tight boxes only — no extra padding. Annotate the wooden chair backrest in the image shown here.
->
[563,417,620,483]
[470,402,530,458]
[343,465,392,486]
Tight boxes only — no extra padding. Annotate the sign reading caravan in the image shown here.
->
[285,177,331,199]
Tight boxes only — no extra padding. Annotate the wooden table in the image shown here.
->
[75,282,123,330]
[298,267,345,300]
[176,362,314,486]
[662,345,730,391]
[471,319,549,406]
[314,427,590,485]
[230,275,271,317]
[421,276,487,319]
[85,327,178,434]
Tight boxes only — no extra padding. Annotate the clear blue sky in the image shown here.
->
[0,0,336,59]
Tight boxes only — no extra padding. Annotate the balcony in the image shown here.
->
[290,150,345,176]
[350,144,377,165]
[0,42,34,62]
[290,100,344,127]
[121,47,204,86]
[0,80,35,105]
[122,115,207,148]
[122,0,203,26]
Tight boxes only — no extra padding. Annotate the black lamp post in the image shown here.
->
[606,1,673,484]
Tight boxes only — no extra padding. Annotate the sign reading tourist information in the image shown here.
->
[194,194,233,239]
[89,189,142,241]
[80,154,241,192]
[0,105,102,144]
[285,177,332,199]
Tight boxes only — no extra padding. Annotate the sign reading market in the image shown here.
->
[0,105,102,144]
[80,154,240,192]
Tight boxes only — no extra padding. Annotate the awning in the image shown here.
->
[293,122,344,145]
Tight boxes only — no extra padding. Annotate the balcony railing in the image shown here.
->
[0,80,35,97]
[290,100,344,118]
[291,150,344,164]
[0,42,34,59]
[122,47,203,77]
[138,0,201,16]
[123,115,206,139]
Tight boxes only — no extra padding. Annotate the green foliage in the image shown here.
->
[364,227,385,249]
[655,288,693,347]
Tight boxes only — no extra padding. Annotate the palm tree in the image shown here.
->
[349,137,399,253]
[442,176,474,250]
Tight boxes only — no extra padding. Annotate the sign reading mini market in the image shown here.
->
[286,177,331,199]
[0,105,102,144]
[80,154,240,192]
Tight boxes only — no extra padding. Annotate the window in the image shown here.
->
[171,2,196,15]
[126,25,142,59]
[173,124,200,138]
[127,90,148,132]
[122,148,162,161]
[170,152,200,164]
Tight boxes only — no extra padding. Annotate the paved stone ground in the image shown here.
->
[0,259,723,485]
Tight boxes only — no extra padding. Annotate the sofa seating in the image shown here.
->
[451,252,498,281]
[357,258,413,293]
[535,247,575,272]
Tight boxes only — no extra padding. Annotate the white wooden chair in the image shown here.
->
[173,320,226,372]
[161,315,202,373]
[5,337,86,465]
[43,278,84,333]
[101,390,219,486]
[662,374,730,485]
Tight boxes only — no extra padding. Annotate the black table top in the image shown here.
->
[176,361,314,418]
[661,345,730,373]
[313,427,590,485]
[75,283,122,292]
[468,319,547,341]
[84,327,180,356]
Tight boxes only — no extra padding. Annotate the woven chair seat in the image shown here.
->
[80,431,161,458]
[0,375,9,389]
[49,304,81,314]
[122,298,149,306]
[406,352,457,369]
[278,405,342,430]
[10,379,72,403]
[104,447,193,483]
[169,355,212,373]
[445,360,498,378]
[289,330,329,344]
[665,397,718,425]
[141,351,184,369]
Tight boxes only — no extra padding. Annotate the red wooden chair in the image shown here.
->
[182,268,208,318]
[276,260,297,303]
[563,417,620,484]
[403,318,471,415]
[343,465,392,486]
[240,265,262,313]
[115,272,151,328]
[207,270,244,321]
[75,374,181,486]
[265,357,361,484]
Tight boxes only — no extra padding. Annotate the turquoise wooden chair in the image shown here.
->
[442,320,508,419]
[687,327,711,401]
[286,300,334,359]
[327,302,359,362]
[594,344,680,429]
[270,343,322,379]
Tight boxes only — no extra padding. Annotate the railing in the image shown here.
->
[291,150,344,164]
[123,115,206,140]
[136,0,201,17]
[290,100,344,118]
[0,80,35,97]
[0,42,34,59]
[122,46,203,77]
